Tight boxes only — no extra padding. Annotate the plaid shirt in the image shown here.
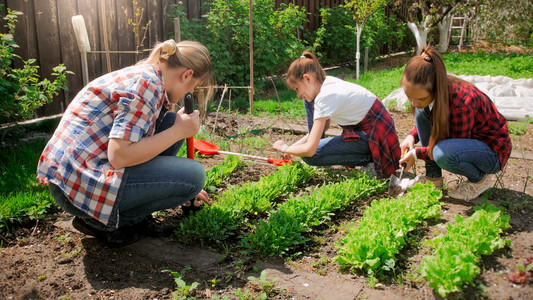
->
[409,81,511,168]
[341,99,401,178]
[37,64,168,226]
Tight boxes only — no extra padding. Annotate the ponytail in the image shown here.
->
[141,39,214,104]
[286,51,326,85]
[401,45,450,160]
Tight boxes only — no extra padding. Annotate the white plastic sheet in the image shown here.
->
[382,74,533,120]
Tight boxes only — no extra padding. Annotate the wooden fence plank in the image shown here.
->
[57,0,82,106]
[33,0,64,116]
[116,0,137,67]
[187,0,200,19]
[161,0,175,39]
[77,0,103,82]
[98,0,119,72]
[147,0,161,47]
[6,0,38,69]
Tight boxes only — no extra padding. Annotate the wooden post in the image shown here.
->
[100,0,111,73]
[174,17,181,42]
[364,47,369,74]
[248,0,254,114]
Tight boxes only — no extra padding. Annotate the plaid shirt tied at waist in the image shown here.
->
[341,99,401,178]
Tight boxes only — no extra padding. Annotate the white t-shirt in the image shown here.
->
[314,76,376,126]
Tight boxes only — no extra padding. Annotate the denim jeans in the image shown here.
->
[301,99,371,167]
[50,111,205,230]
[415,107,501,182]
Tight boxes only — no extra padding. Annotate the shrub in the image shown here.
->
[313,5,414,67]
[0,6,71,124]
[168,0,306,95]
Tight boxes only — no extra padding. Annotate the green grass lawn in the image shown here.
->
[1,51,532,233]
[0,139,55,232]
[251,51,533,117]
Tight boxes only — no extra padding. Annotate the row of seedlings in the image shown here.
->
[175,161,317,246]
[203,154,242,193]
[334,183,443,279]
[419,203,511,297]
[239,173,387,257]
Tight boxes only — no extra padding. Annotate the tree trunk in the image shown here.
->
[407,15,431,54]
[355,25,363,80]
[438,14,452,53]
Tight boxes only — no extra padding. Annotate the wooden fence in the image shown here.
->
[0,0,347,117]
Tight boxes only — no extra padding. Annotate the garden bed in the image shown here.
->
[1,110,532,299]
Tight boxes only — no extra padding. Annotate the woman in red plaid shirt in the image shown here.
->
[399,46,511,201]
[37,40,213,247]
[272,51,401,179]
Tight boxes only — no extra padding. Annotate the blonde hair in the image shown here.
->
[401,46,449,160]
[286,51,326,85]
[141,39,214,105]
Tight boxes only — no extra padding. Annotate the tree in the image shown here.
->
[345,0,388,79]
[460,0,533,45]
[389,0,461,54]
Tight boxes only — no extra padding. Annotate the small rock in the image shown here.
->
[57,257,73,264]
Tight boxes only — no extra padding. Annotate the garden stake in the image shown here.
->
[193,139,292,166]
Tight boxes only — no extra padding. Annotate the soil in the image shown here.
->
[1,106,533,299]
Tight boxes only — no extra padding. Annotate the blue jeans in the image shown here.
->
[415,107,501,182]
[51,112,205,230]
[301,99,371,167]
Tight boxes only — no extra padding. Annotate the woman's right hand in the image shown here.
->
[174,107,200,138]
[400,135,415,154]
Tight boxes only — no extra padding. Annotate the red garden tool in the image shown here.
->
[184,92,195,160]
[194,139,292,166]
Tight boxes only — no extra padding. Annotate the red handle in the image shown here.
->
[184,92,195,160]
[187,137,194,159]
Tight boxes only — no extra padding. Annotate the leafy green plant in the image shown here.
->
[507,116,532,136]
[54,232,72,244]
[176,162,316,246]
[419,204,511,297]
[0,6,71,124]
[240,173,386,257]
[162,266,199,299]
[247,270,279,297]
[508,257,533,284]
[204,154,242,193]
[334,183,443,279]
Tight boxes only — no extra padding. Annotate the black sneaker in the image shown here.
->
[98,227,140,248]
[72,217,108,237]
[137,216,178,236]
[181,199,204,216]
[72,217,140,248]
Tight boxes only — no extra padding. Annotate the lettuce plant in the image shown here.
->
[334,183,443,277]
[240,173,386,257]
[419,204,511,297]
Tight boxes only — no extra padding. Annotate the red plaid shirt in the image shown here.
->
[342,99,401,178]
[409,81,511,168]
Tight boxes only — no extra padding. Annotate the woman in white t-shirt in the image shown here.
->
[272,51,401,178]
